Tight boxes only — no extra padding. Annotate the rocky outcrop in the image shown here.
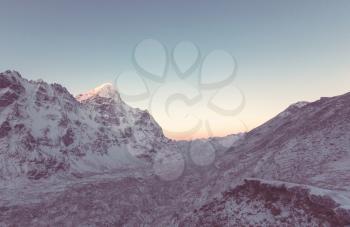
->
[180,179,350,226]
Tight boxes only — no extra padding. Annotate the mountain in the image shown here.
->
[176,92,350,226]
[0,70,349,226]
[0,70,170,182]
[214,93,350,190]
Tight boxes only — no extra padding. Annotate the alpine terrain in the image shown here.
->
[0,70,350,226]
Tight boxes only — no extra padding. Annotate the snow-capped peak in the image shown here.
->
[76,83,119,102]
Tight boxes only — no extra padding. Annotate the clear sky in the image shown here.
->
[1,0,350,139]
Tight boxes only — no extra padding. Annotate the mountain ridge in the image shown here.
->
[0,70,170,181]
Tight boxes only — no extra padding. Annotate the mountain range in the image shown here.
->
[0,70,349,226]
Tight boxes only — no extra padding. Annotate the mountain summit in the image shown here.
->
[76,83,120,102]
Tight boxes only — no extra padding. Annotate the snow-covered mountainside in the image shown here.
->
[216,94,350,191]
[175,92,350,226]
[75,82,170,160]
[1,70,350,226]
[0,70,169,181]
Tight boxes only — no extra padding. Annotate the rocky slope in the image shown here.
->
[214,92,350,191]
[174,92,350,226]
[179,179,350,226]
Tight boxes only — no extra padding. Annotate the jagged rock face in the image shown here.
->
[76,84,168,159]
[0,71,167,181]
[0,71,25,107]
[0,71,82,180]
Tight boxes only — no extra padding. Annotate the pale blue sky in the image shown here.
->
[1,0,350,138]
